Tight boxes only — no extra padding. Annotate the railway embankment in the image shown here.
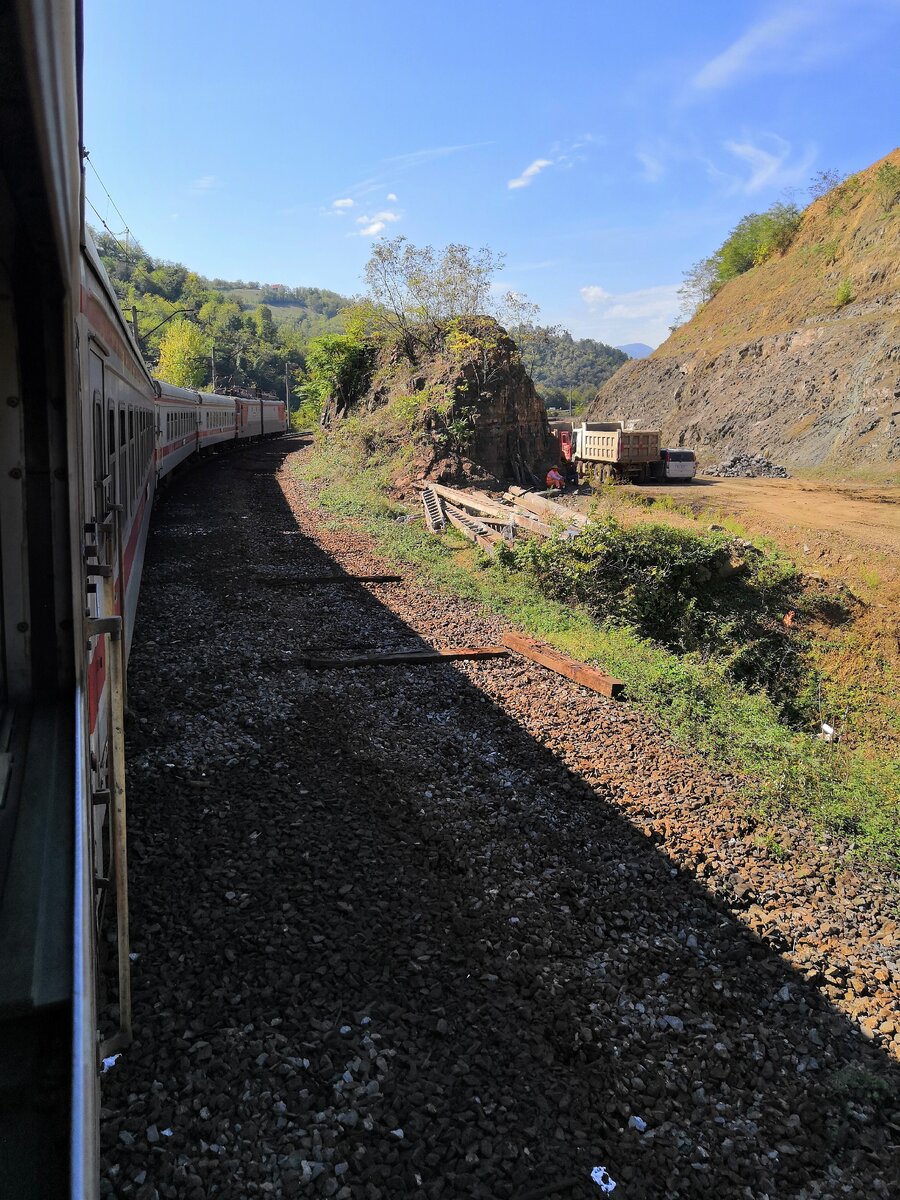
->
[100,440,899,1199]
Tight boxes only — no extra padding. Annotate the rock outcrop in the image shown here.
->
[327,318,554,487]
[589,151,900,474]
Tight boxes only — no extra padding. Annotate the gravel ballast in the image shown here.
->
[99,438,899,1199]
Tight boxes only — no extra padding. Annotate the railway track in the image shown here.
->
[99,441,900,1199]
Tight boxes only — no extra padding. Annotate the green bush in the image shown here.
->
[873,161,900,212]
[714,202,802,285]
[834,277,854,308]
[497,518,809,710]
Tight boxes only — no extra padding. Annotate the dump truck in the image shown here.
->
[553,420,661,482]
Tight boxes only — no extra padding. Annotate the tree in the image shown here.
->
[363,236,505,354]
[254,304,277,343]
[156,319,209,388]
[808,168,845,201]
[678,201,802,322]
[873,161,900,212]
[300,334,371,420]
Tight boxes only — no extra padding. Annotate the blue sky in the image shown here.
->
[84,0,900,348]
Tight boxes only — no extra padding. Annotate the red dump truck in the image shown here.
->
[551,420,696,483]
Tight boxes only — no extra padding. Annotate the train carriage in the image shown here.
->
[155,381,201,479]
[198,389,238,450]
[0,8,287,1196]
[262,397,287,436]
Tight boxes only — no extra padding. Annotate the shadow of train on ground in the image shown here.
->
[98,438,899,1200]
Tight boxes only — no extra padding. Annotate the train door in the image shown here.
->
[89,350,108,524]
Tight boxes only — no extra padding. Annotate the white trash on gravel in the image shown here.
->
[591,1164,617,1191]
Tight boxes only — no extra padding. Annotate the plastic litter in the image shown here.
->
[591,1165,616,1192]
[390,1128,404,1139]
[101,1053,121,1073]
[628,1115,647,1132]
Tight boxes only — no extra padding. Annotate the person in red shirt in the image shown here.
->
[546,466,565,492]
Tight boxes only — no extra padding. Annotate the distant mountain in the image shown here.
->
[616,342,653,358]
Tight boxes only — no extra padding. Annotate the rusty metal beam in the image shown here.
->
[500,631,624,699]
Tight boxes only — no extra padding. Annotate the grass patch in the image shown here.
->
[294,442,900,869]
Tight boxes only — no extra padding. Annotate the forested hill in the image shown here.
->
[93,229,348,396]
[93,229,626,404]
[527,330,627,411]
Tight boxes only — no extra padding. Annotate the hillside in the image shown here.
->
[589,150,900,475]
[526,329,626,410]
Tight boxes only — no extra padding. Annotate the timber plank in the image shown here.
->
[504,486,588,528]
[500,631,624,699]
[418,481,553,537]
[298,646,509,669]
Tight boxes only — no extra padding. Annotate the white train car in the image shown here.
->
[0,8,289,1195]
[155,381,201,479]
[198,390,238,450]
[1,3,98,1197]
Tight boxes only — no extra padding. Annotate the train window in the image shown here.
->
[93,393,104,483]
[128,408,135,506]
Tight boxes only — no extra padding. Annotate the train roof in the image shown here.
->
[197,391,237,408]
[155,381,201,404]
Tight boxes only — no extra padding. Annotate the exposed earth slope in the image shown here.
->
[589,151,900,475]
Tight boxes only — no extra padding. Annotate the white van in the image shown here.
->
[659,449,697,481]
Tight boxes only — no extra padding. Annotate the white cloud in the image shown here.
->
[577,282,681,348]
[724,134,816,194]
[692,8,818,91]
[190,175,218,193]
[508,158,554,190]
[386,192,398,201]
[688,2,896,94]
[332,198,354,209]
[383,143,493,171]
[580,285,612,306]
[354,209,402,237]
[636,150,664,183]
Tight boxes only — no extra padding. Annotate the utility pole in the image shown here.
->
[131,306,139,343]
[285,359,291,429]
[211,343,217,392]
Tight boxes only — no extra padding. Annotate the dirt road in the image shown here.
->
[634,475,899,577]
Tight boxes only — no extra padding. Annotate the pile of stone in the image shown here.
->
[707,453,790,478]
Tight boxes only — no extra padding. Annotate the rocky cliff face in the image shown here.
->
[329,318,554,487]
[589,151,900,473]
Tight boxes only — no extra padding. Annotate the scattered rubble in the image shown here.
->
[706,454,791,478]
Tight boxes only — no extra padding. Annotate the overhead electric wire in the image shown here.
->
[84,151,133,242]
[84,195,131,259]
